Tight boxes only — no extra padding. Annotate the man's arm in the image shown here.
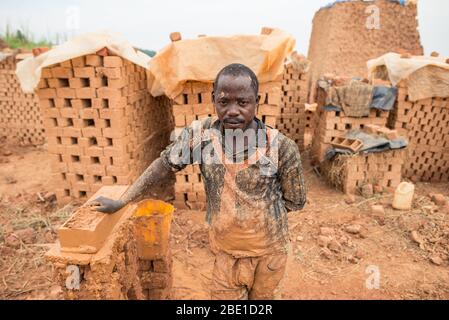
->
[278,139,307,212]
[93,124,197,213]
[93,157,171,213]
[92,118,207,214]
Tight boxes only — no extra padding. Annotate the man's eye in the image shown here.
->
[239,101,248,106]
[219,100,227,106]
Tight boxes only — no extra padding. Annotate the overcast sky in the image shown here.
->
[0,0,448,56]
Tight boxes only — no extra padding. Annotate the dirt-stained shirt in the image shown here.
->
[160,117,306,258]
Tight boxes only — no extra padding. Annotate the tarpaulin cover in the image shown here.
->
[0,52,13,63]
[321,85,397,113]
[370,86,398,111]
[326,80,374,117]
[16,31,152,93]
[321,0,414,10]
[367,52,449,101]
[148,28,296,98]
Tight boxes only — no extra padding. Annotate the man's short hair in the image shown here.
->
[214,63,259,97]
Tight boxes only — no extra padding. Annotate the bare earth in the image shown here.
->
[0,143,448,300]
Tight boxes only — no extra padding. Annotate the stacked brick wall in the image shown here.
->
[311,86,389,163]
[279,60,315,151]
[389,84,449,182]
[36,54,173,204]
[0,54,45,145]
[322,149,406,195]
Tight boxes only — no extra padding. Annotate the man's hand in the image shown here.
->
[87,157,171,214]
[90,196,125,214]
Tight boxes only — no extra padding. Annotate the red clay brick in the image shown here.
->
[74,67,96,78]
[103,56,124,68]
[51,67,74,79]
[85,54,103,67]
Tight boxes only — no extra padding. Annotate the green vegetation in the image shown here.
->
[1,25,53,50]
[1,24,157,57]
[138,48,156,57]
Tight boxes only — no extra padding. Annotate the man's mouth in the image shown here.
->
[224,119,244,125]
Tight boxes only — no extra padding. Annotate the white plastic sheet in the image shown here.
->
[16,31,151,93]
[367,53,449,101]
[0,52,13,63]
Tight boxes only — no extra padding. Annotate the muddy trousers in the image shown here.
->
[211,251,287,300]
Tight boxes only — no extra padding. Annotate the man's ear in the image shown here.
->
[212,90,215,103]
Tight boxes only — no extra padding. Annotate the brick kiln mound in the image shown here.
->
[308,0,423,100]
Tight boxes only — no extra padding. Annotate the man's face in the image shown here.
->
[213,74,259,130]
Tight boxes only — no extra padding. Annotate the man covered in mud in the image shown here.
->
[93,63,307,300]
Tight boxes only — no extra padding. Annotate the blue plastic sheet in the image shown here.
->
[323,105,342,112]
[370,86,398,111]
[321,0,406,11]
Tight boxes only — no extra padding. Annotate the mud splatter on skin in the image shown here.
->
[112,65,306,259]
[116,114,306,258]
[161,117,307,257]
[119,158,171,205]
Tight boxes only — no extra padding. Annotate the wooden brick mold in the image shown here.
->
[388,83,449,182]
[36,54,174,204]
[0,53,45,145]
[45,186,174,300]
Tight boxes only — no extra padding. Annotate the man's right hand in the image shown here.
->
[90,196,125,214]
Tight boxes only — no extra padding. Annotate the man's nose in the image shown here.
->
[227,103,240,117]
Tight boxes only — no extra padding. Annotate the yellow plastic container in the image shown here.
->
[133,199,174,260]
[392,182,415,210]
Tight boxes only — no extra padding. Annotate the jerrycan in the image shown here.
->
[392,182,415,210]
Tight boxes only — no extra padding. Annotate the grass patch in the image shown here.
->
[1,25,53,50]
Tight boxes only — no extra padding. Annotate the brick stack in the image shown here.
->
[278,57,314,151]
[36,54,173,204]
[171,81,213,210]
[311,85,389,163]
[171,80,282,210]
[138,249,172,300]
[389,84,449,182]
[0,53,45,145]
[303,108,318,148]
[48,232,172,300]
[46,187,173,300]
[322,149,406,195]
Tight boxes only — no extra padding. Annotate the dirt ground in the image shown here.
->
[0,142,448,300]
